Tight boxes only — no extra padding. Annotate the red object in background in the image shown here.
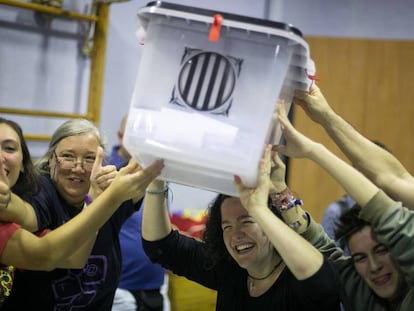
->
[170,212,208,239]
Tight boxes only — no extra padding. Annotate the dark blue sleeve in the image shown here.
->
[28,175,64,230]
[110,197,143,233]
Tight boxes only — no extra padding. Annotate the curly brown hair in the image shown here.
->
[202,193,278,269]
[202,194,232,269]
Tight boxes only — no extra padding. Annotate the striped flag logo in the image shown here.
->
[170,48,242,115]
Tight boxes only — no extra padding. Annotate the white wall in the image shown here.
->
[0,0,94,156]
[277,0,414,40]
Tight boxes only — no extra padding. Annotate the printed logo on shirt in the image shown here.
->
[0,265,14,304]
[51,256,108,310]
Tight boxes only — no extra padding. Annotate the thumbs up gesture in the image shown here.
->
[0,158,12,211]
[88,147,118,200]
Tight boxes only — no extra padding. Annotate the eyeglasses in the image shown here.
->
[53,151,95,171]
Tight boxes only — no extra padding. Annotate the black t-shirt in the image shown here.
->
[143,230,341,311]
[3,174,139,311]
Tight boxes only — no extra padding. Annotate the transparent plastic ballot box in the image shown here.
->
[124,1,315,196]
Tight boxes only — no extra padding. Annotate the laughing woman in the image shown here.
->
[141,145,341,311]
[0,118,163,310]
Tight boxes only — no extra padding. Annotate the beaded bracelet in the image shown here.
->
[269,188,303,213]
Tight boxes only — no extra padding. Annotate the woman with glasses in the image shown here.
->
[1,118,163,311]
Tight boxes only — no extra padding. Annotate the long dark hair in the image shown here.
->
[202,194,232,268]
[0,118,39,197]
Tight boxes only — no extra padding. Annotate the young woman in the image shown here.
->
[141,146,341,311]
[275,103,414,311]
[0,118,163,310]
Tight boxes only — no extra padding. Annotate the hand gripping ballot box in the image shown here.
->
[124,1,315,196]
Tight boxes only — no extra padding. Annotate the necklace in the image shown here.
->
[248,259,283,294]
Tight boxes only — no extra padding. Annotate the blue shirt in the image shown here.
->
[106,145,165,291]
[118,208,165,290]
[321,194,355,251]
[106,145,128,170]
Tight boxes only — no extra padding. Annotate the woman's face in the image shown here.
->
[348,226,403,300]
[221,197,274,270]
[0,123,24,188]
[49,133,99,207]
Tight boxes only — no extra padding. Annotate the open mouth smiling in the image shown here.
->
[68,177,84,184]
[372,274,391,287]
[235,243,254,254]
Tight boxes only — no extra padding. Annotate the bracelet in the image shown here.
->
[269,188,303,213]
[284,209,310,233]
[269,187,293,203]
[84,194,93,208]
[145,187,168,195]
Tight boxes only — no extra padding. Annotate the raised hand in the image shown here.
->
[234,145,271,214]
[293,84,334,124]
[111,158,164,203]
[274,104,317,159]
[0,158,11,211]
[89,147,118,199]
[269,151,287,194]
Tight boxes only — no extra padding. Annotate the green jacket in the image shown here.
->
[303,190,414,311]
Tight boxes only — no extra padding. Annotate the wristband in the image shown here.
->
[84,194,93,206]
[145,187,168,195]
[282,208,310,233]
[270,188,302,213]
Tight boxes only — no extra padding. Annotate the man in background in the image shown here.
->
[109,115,170,311]
[321,140,390,252]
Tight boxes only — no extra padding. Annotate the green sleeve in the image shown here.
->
[361,190,414,287]
[302,215,382,311]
